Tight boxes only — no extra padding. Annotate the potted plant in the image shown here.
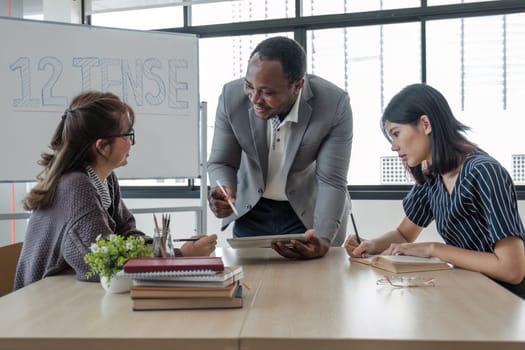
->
[84,234,152,293]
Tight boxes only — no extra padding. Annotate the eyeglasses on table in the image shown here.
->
[376,275,435,288]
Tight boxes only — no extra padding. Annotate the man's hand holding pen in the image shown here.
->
[208,181,238,218]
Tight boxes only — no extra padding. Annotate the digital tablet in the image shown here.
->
[227,233,307,249]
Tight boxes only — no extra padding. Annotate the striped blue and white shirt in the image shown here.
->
[403,150,525,253]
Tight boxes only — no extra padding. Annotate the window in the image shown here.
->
[191,0,294,25]
[427,13,525,176]
[302,0,419,15]
[428,0,496,5]
[91,6,184,30]
[307,23,420,184]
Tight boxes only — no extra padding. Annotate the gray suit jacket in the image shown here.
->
[208,74,353,245]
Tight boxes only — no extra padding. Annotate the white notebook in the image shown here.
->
[131,266,244,288]
[116,268,217,279]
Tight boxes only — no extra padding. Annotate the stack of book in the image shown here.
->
[118,257,244,311]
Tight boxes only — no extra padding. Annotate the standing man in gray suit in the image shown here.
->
[208,36,353,259]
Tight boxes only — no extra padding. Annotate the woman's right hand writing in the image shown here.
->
[344,235,374,258]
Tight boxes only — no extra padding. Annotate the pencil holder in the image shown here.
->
[153,227,175,257]
[165,229,175,257]
[153,228,162,257]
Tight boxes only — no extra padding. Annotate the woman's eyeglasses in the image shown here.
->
[104,129,135,145]
[376,275,435,288]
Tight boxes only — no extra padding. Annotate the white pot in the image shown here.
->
[100,275,132,293]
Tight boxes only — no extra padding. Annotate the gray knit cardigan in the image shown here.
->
[14,170,145,290]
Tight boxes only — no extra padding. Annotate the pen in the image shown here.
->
[350,213,362,244]
[173,238,200,242]
[216,180,239,216]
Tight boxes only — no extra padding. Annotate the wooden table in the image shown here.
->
[0,251,265,350]
[228,248,525,350]
[0,248,524,350]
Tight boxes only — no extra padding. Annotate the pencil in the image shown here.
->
[216,180,239,216]
[350,213,362,244]
[153,214,159,232]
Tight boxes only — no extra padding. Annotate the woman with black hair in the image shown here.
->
[345,83,525,298]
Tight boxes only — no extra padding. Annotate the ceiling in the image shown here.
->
[22,0,241,16]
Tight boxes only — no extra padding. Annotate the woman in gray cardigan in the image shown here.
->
[14,91,217,290]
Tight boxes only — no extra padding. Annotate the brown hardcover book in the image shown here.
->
[130,265,244,288]
[132,285,243,311]
[351,255,453,274]
[124,256,224,273]
[131,281,238,299]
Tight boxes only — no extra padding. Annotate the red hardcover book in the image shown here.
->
[124,257,224,273]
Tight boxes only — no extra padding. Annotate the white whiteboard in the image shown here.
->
[0,17,200,181]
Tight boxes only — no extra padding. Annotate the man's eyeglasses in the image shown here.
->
[104,129,135,145]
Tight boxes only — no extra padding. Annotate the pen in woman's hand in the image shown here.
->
[216,180,239,216]
[350,213,361,244]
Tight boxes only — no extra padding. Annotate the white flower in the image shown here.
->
[101,246,108,253]
[108,234,117,241]
[96,234,102,241]
[90,243,100,253]
[126,242,134,250]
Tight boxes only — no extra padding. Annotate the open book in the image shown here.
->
[350,255,453,273]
